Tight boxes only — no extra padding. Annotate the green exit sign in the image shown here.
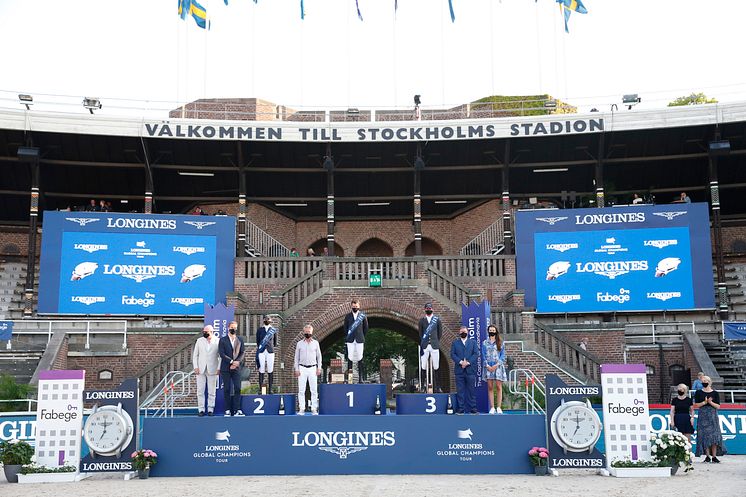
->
[369,273,382,287]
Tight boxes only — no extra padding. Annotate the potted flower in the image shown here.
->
[528,446,549,475]
[131,449,158,479]
[18,462,77,484]
[0,439,34,483]
[650,430,694,475]
[610,459,671,478]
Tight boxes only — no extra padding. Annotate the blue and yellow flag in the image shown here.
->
[178,0,209,29]
[557,0,587,33]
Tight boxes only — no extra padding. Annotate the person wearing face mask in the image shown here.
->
[219,321,245,416]
[419,302,443,393]
[482,324,507,414]
[193,325,219,416]
[693,375,726,462]
[451,325,479,414]
[344,299,369,383]
[294,324,322,414]
[669,383,694,441]
[256,314,278,394]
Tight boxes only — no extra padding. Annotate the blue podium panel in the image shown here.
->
[319,384,387,415]
[395,393,455,415]
[240,394,297,416]
[144,414,546,476]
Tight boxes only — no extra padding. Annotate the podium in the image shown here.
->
[319,384,387,415]
[395,393,455,415]
[239,394,297,415]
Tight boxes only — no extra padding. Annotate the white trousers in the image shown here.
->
[196,373,218,412]
[346,341,364,362]
[257,350,275,373]
[298,365,318,411]
[420,345,440,370]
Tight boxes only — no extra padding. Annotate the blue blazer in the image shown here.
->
[451,338,478,376]
[219,334,245,373]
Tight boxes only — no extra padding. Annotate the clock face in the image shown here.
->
[554,403,601,451]
[84,406,132,454]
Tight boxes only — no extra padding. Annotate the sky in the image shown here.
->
[1,0,746,116]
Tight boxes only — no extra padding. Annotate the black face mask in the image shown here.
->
[203,332,210,338]
[304,333,312,339]
[425,310,433,315]
[460,332,468,338]
[263,320,271,325]
[352,308,359,312]
[489,332,497,337]
[677,390,685,396]
[229,328,236,335]
[702,382,709,388]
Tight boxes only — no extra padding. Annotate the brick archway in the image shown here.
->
[281,297,457,391]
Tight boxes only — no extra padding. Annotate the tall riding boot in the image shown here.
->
[433,371,440,393]
[347,360,353,383]
[258,372,264,392]
[358,362,365,384]
[268,373,274,394]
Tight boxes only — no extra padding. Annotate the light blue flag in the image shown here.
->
[356,0,363,21]
[557,0,587,33]
[448,0,455,22]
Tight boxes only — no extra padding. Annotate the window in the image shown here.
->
[669,364,684,375]
[645,365,655,375]
[98,369,113,381]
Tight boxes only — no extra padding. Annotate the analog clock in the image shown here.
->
[83,402,134,458]
[550,398,602,453]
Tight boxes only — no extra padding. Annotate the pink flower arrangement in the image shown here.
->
[528,446,549,466]
[131,449,158,470]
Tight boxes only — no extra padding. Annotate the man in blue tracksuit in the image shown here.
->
[451,325,478,414]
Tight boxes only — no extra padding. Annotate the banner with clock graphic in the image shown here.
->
[79,378,139,473]
[545,374,605,469]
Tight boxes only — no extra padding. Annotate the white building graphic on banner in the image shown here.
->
[35,370,85,468]
[601,364,651,467]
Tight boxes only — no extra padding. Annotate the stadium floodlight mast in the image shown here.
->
[622,94,641,110]
[82,97,102,114]
[18,94,33,110]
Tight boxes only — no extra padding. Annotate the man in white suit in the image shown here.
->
[193,324,220,416]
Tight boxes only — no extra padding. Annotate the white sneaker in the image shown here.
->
[496,407,503,414]
[311,409,318,415]
[223,411,231,417]
[235,410,245,417]
[489,407,496,414]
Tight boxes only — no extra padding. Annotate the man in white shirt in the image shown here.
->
[294,324,322,415]
[193,325,219,416]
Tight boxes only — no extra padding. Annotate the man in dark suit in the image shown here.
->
[450,325,478,414]
[344,299,368,383]
[219,320,245,416]
[418,302,443,392]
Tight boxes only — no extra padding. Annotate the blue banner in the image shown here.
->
[0,321,12,341]
[144,414,546,476]
[461,301,490,412]
[723,322,746,341]
[204,303,235,338]
[515,204,715,313]
[38,212,235,316]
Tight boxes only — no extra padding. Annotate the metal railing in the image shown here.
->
[508,368,546,415]
[426,266,477,307]
[140,370,194,418]
[0,398,38,412]
[534,323,602,383]
[492,307,528,334]
[428,255,508,278]
[271,266,325,310]
[4,320,128,350]
[246,220,289,257]
[625,322,695,344]
[459,218,505,255]
[137,338,195,397]
[238,257,321,279]
[333,258,420,281]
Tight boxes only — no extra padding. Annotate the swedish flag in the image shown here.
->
[178,0,209,29]
[557,0,587,33]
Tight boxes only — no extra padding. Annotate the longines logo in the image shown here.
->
[184,221,216,230]
[71,296,105,305]
[171,297,204,307]
[546,243,578,253]
[106,218,176,230]
[193,429,251,461]
[102,264,176,283]
[65,217,100,227]
[644,239,678,249]
[73,243,108,253]
[575,260,648,279]
[536,216,568,226]
[653,211,686,221]
[291,430,395,459]
[548,294,581,304]
[435,428,495,459]
[647,291,682,301]
[173,246,205,256]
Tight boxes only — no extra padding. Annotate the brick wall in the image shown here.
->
[559,330,625,364]
[0,227,40,257]
[624,346,689,404]
[718,225,746,254]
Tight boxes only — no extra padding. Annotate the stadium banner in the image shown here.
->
[0,320,12,341]
[461,301,490,412]
[515,203,715,313]
[35,370,85,468]
[141,117,605,143]
[38,212,235,316]
[144,414,546,476]
[723,322,746,341]
[204,303,235,338]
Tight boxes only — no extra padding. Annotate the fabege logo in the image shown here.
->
[173,246,205,256]
[647,291,682,301]
[184,221,216,230]
[644,239,678,249]
[65,217,100,227]
[71,262,98,281]
[71,296,105,305]
[548,294,581,304]
[536,216,568,226]
[546,243,578,253]
[171,297,204,307]
[655,257,681,277]
[596,288,630,304]
[122,292,156,307]
[73,243,108,253]
[181,264,207,283]
[546,261,571,280]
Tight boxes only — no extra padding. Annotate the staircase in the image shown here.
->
[459,218,505,255]
[0,348,45,384]
[245,221,290,257]
[0,260,38,320]
[704,341,746,402]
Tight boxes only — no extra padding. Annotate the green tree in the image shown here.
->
[0,374,33,412]
[322,329,419,380]
[668,92,718,107]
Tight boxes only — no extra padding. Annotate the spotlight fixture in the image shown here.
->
[17,146,40,161]
[622,94,641,110]
[708,140,731,157]
[18,94,33,110]
[413,95,421,106]
[323,156,334,171]
[414,156,425,170]
[82,97,102,114]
